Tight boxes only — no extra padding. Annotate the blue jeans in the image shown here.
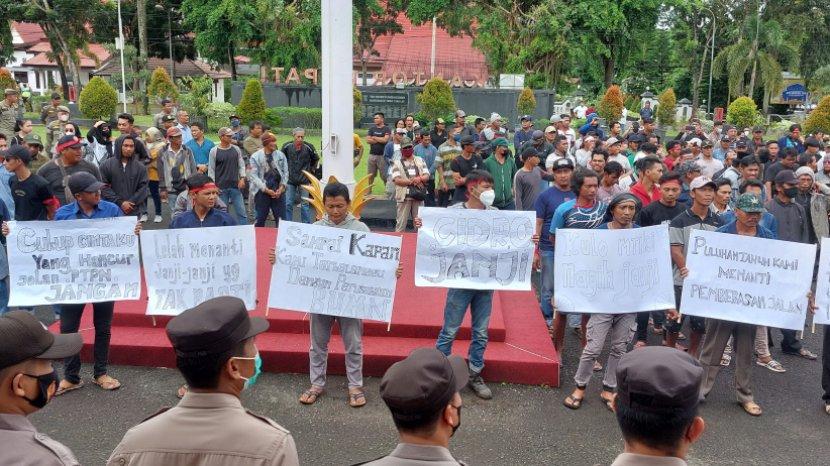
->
[219,188,248,225]
[436,288,494,373]
[0,277,9,315]
[539,250,555,326]
[254,191,286,227]
[284,184,312,224]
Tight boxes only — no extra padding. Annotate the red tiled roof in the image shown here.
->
[93,57,231,80]
[22,43,111,69]
[11,22,46,47]
[354,14,489,87]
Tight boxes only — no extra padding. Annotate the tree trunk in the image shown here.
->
[361,56,368,87]
[602,56,615,88]
[54,53,69,99]
[47,26,84,98]
[228,42,237,80]
[747,11,761,97]
[137,0,149,113]
[691,23,711,118]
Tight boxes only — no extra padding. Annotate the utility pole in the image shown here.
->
[117,0,128,112]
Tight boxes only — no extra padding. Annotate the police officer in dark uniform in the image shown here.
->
[363,348,468,465]
[107,296,299,466]
[0,311,83,465]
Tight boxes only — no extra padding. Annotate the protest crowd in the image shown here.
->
[1,84,830,466]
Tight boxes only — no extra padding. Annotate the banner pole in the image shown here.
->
[151,316,157,327]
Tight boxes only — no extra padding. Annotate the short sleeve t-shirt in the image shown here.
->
[534,186,575,252]
[367,126,391,155]
[450,154,484,204]
[11,174,52,221]
[668,209,723,285]
[550,199,608,235]
[436,142,462,188]
[637,201,686,227]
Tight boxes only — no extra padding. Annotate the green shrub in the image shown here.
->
[263,108,283,128]
[179,76,212,117]
[417,78,456,122]
[657,88,677,126]
[597,85,624,122]
[517,87,537,116]
[205,102,237,123]
[236,79,267,123]
[147,67,179,102]
[78,77,118,120]
[805,95,830,134]
[275,107,322,129]
[353,87,363,125]
[726,96,760,129]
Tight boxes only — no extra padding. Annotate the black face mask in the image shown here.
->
[783,187,799,199]
[451,405,462,437]
[22,370,57,408]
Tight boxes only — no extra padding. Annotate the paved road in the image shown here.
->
[27,318,830,466]
[24,204,830,464]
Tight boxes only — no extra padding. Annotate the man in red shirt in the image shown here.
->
[629,157,663,207]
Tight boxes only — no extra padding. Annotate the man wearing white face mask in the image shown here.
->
[45,106,71,156]
[108,296,299,466]
[415,171,539,400]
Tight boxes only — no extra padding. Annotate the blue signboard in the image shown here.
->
[781,83,808,102]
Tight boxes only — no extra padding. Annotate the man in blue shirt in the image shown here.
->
[699,194,774,417]
[533,158,574,329]
[414,132,439,207]
[52,171,142,396]
[185,122,215,173]
[170,173,237,229]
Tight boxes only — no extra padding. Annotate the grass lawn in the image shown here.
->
[26,120,386,195]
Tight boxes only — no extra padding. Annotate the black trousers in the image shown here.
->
[254,191,286,227]
[823,326,830,402]
[60,301,115,383]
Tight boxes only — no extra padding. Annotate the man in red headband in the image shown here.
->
[169,173,237,229]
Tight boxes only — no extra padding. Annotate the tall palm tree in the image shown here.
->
[713,14,798,110]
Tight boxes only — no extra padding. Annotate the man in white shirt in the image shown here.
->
[696,140,724,178]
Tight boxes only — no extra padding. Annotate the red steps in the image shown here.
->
[53,229,560,386]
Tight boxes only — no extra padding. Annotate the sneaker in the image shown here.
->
[139,213,148,223]
[153,215,163,223]
[468,371,493,400]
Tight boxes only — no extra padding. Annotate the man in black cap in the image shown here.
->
[108,296,299,466]
[514,115,534,153]
[611,346,705,466]
[363,348,467,465]
[0,311,82,465]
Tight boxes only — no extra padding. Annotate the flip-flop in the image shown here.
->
[299,387,324,405]
[600,395,615,412]
[563,395,583,410]
[55,380,84,396]
[93,375,122,391]
[825,404,830,415]
[348,389,367,408]
[593,361,603,372]
[177,384,189,399]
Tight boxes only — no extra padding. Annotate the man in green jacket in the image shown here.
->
[482,137,518,210]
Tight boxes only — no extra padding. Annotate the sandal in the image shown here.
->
[677,332,687,341]
[177,384,189,399]
[348,389,367,408]
[593,361,603,372]
[756,359,786,373]
[825,403,830,415]
[720,354,732,366]
[563,394,584,410]
[600,393,615,412]
[633,341,647,349]
[740,401,763,417]
[796,349,818,360]
[55,380,84,396]
[93,375,122,391]
[299,386,324,405]
[651,326,664,335]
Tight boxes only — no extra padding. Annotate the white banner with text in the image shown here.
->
[813,238,830,325]
[141,225,257,316]
[553,225,675,314]
[7,218,141,306]
[268,221,401,322]
[680,229,816,330]
[414,207,535,290]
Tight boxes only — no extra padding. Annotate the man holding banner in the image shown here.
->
[54,173,141,395]
[270,182,402,408]
[697,194,778,416]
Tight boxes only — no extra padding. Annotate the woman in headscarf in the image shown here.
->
[563,193,670,411]
[85,120,113,166]
[144,126,167,223]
